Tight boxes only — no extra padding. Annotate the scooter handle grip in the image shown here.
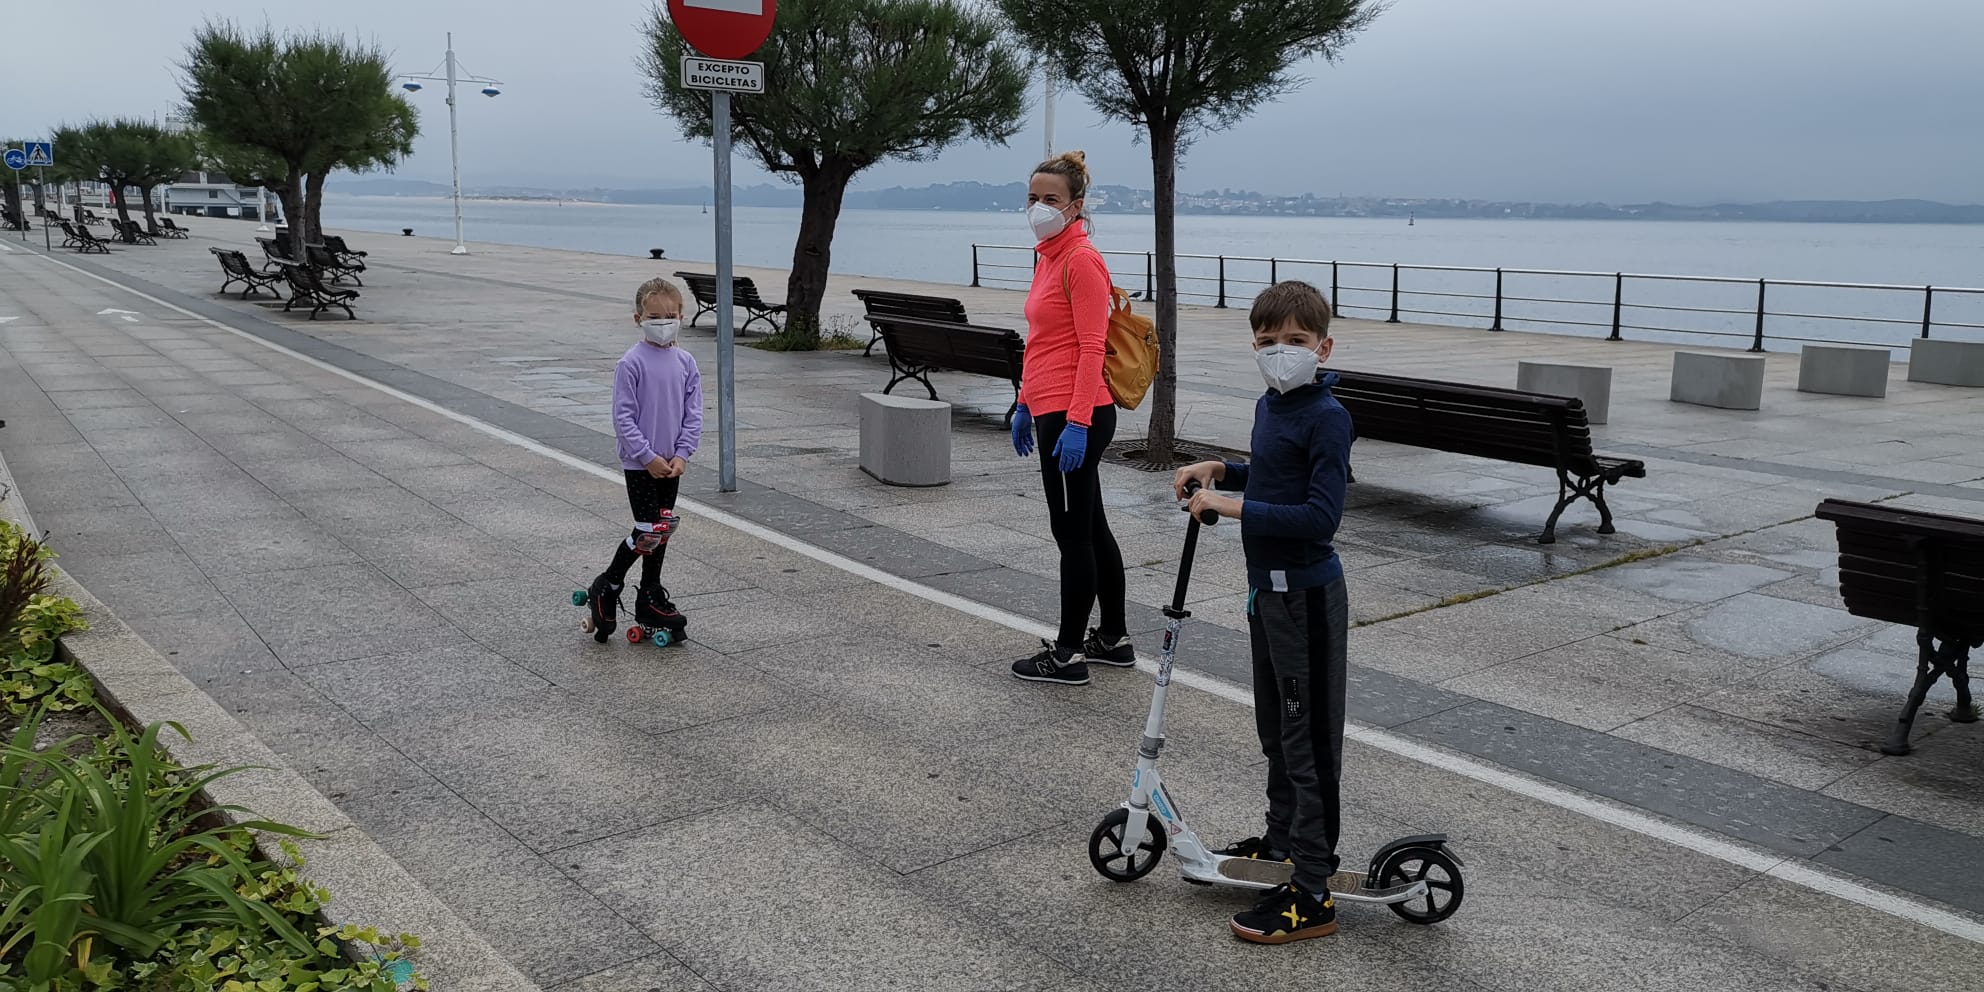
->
[1180,480,1219,526]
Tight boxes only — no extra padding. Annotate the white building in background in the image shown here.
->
[162,172,272,220]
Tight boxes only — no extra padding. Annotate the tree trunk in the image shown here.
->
[73,182,85,225]
[1145,124,1182,464]
[138,184,160,234]
[110,182,136,242]
[277,167,305,253]
[781,163,855,347]
[303,171,328,245]
[29,177,45,214]
[0,178,22,231]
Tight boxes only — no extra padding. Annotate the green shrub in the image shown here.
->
[0,711,425,991]
[0,522,91,714]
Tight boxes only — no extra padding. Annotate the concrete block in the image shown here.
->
[1670,351,1766,410]
[1797,345,1891,397]
[858,392,951,487]
[1516,361,1613,424]
[1906,338,1984,387]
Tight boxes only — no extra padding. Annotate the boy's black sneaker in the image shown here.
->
[1230,881,1337,945]
[1214,836,1293,863]
[1011,639,1089,685]
[1081,628,1137,667]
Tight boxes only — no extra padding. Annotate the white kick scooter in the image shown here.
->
[1085,482,1465,926]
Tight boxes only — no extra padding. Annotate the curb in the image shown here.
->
[0,446,540,992]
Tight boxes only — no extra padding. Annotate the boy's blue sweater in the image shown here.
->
[1216,371,1355,593]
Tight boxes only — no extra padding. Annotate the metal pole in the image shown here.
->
[1216,256,1227,308]
[713,90,738,493]
[1387,264,1400,323]
[1491,268,1504,331]
[1751,279,1767,352]
[1609,273,1623,341]
[39,168,50,251]
[1270,258,1278,285]
[446,34,468,255]
[970,244,980,287]
[1144,252,1152,301]
[1042,69,1057,159]
[1921,286,1934,339]
[1330,261,1340,317]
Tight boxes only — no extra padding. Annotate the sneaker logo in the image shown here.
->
[1281,904,1305,930]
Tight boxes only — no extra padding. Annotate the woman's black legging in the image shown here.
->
[1033,404,1128,651]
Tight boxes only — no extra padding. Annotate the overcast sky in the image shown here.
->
[6,0,1980,203]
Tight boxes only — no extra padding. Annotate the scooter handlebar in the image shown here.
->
[1180,480,1220,527]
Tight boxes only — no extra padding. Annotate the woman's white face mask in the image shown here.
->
[1027,201,1073,242]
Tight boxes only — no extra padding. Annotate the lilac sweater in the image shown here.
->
[613,342,703,470]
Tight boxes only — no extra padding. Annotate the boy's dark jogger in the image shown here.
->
[1034,404,1127,651]
[1247,579,1349,893]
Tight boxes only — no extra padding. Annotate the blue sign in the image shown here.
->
[1,150,23,171]
[22,141,52,168]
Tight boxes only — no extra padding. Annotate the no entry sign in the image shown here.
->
[668,0,778,60]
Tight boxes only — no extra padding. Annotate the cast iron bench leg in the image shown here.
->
[1883,634,1975,755]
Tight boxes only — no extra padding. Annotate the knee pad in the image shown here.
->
[627,509,681,555]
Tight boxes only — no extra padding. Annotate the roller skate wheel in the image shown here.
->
[627,626,646,644]
[580,616,596,634]
[571,590,588,606]
[652,630,674,647]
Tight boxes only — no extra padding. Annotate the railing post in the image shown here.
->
[1270,257,1278,286]
[1145,252,1153,301]
[1387,263,1400,323]
[1921,285,1935,339]
[970,244,980,288]
[1608,272,1623,341]
[1216,255,1228,308]
[1331,261,1341,317]
[1491,268,1504,331]
[1751,278,1767,352]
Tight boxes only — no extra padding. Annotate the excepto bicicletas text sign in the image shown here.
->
[681,56,765,93]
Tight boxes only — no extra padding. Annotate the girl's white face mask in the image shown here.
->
[1256,343,1322,394]
[1027,201,1072,242]
[641,319,680,347]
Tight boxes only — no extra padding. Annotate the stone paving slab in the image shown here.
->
[6,228,1984,989]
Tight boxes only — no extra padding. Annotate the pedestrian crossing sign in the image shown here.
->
[23,142,52,168]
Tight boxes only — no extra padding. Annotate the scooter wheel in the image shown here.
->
[1088,807,1167,882]
[1376,846,1463,924]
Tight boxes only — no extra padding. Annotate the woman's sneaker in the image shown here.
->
[1229,881,1337,944]
[1011,639,1089,685]
[1081,628,1137,667]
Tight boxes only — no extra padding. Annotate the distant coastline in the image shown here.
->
[334,181,1984,224]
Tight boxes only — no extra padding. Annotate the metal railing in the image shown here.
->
[968,244,1984,352]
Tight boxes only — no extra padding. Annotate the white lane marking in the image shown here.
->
[96,307,140,322]
[29,249,1984,945]
[0,243,15,253]
[0,316,19,324]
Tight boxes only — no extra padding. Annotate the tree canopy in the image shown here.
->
[641,0,1028,345]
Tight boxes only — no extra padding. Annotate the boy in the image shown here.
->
[583,277,703,643]
[1174,280,1353,944]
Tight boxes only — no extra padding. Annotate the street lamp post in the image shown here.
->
[400,33,502,256]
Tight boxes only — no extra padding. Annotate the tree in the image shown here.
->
[53,120,199,239]
[180,22,417,243]
[999,0,1384,462]
[194,132,290,224]
[640,0,1027,347]
[0,139,24,230]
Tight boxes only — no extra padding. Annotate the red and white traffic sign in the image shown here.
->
[667,0,778,61]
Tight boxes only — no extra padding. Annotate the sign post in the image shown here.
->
[2,149,24,244]
[668,0,777,495]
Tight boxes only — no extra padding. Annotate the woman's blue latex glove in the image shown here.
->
[1053,423,1089,473]
[1010,404,1035,457]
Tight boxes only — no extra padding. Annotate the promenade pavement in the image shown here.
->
[1,219,1981,991]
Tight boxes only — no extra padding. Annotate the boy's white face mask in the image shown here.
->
[1256,343,1321,394]
[641,319,680,347]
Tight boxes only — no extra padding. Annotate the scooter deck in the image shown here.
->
[1212,858,1411,901]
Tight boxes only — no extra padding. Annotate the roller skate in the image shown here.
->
[627,584,688,647]
[571,572,623,644]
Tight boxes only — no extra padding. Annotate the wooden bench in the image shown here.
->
[255,236,293,271]
[158,218,190,239]
[277,260,359,320]
[852,288,969,357]
[322,234,367,263]
[1814,499,1983,755]
[1330,370,1646,544]
[305,242,365,286]
[868,314,1025,426]
[211,247,282,298]
[115,220,158,246]
[58,220,112,254]
[674,270,787,333]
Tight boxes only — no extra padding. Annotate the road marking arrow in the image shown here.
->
[96,308,140,322]
[0,316,19,324]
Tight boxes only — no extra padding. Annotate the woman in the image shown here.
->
[1009,150,1133,686]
